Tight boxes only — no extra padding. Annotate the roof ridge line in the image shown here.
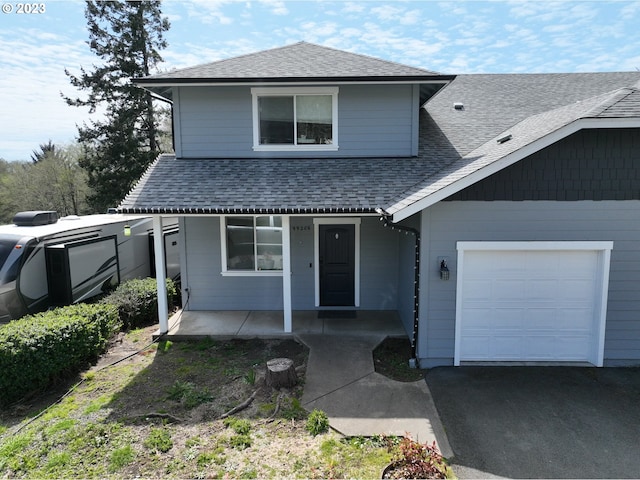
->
[584,86,637,117]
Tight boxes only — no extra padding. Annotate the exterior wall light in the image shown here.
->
[123,224,131,237]
[440,259,450,281]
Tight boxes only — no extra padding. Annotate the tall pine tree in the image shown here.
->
[64,0,170,212]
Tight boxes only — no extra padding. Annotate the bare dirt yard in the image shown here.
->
[0,326,423,479]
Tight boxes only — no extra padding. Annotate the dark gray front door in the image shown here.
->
[319,224,355,306]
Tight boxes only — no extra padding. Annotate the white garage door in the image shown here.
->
[455,242,613,366]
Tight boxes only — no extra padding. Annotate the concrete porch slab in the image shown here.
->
[159,309,407,338]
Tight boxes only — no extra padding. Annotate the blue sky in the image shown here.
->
[1,0,639,161]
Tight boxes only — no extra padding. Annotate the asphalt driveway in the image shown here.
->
[426,367,640,479]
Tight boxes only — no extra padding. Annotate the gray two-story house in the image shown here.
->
[119,42,640,368]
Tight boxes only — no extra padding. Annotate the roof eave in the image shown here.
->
[134,75,455,86]
[135,75,455,103]
[117,206,379,216]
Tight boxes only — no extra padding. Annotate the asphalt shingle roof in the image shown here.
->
[119,154,431,214]
[120,63,640,218]
[139,41,441,82]
[424,72,640,157]
[387,87,637,215]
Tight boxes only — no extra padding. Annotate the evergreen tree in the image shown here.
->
[31,140,57,164]
[63,0,170,213]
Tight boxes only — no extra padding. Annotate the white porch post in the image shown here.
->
[282,215,292,332]
[153,215,169,334]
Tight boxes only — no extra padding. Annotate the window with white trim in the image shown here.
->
[252,87,338,151]
[222,216,283,273]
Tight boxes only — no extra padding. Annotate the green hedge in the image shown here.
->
[101,277,177,330]
[0,303,121,407]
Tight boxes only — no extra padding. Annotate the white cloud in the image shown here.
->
[542,23,572,33]
[370,4,421,25]
[0,26,102,160]
[371,4,403,20]
[258,0,288,16]
[343,2,365,14]
[180,0,235,25]
[620,1,640,20]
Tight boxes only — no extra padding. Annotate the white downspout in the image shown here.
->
[153,215,169,334]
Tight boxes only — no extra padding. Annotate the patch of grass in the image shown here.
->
[84,393,113,414]
[223,417,252,435]
[166,380,213,408]
[196,449,226,467]
[373,337,426,382]
[1,334,393,479]
[45,418,76,436]
[244,368,257,385]
[143,427,173,453]
[0,432,35,471]
[228,433,252,450]
[44,451,71,472]
[280,397,307,420]
[126,327,147,344]
[108,444,135,472]
[240,467,258,478]
[316,435,394,479]
[184,436,201,448]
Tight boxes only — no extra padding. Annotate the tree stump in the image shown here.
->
[266,358,297,389]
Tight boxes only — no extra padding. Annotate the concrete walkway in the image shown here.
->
[299,334,453,458]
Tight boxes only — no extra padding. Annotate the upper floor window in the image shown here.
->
[252,87,338,151]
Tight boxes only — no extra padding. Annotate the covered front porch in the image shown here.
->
[159,309,408,339]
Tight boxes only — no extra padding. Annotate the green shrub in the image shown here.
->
[101,277,176,329]
[144,427,173,453]
[223,417,252,435]
[306,409,330,436]
[0,303,120,406]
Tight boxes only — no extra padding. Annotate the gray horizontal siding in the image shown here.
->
[175,84,416,158]
[359,217,400,309]
[183,217,283,310]
[182,215,402,312]
[290,217,316,309]
[419,201,640,367]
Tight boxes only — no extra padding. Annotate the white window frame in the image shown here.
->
[251,87,339,152]
[220,215,284,276]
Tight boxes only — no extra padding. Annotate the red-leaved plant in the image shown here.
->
[383,435,447,479]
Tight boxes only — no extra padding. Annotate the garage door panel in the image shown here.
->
[561,280,597,301]
[492,336,525,358]
[528,280,560,300]
[523,308,558,328]
[556,308,593,329]
[462,279,492,300]
[525,253,559,271]
[553,336,592,360]
[460,335,491,358]
[456,244,611,366]
[494,280,526,300]
[492,308,525,328]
